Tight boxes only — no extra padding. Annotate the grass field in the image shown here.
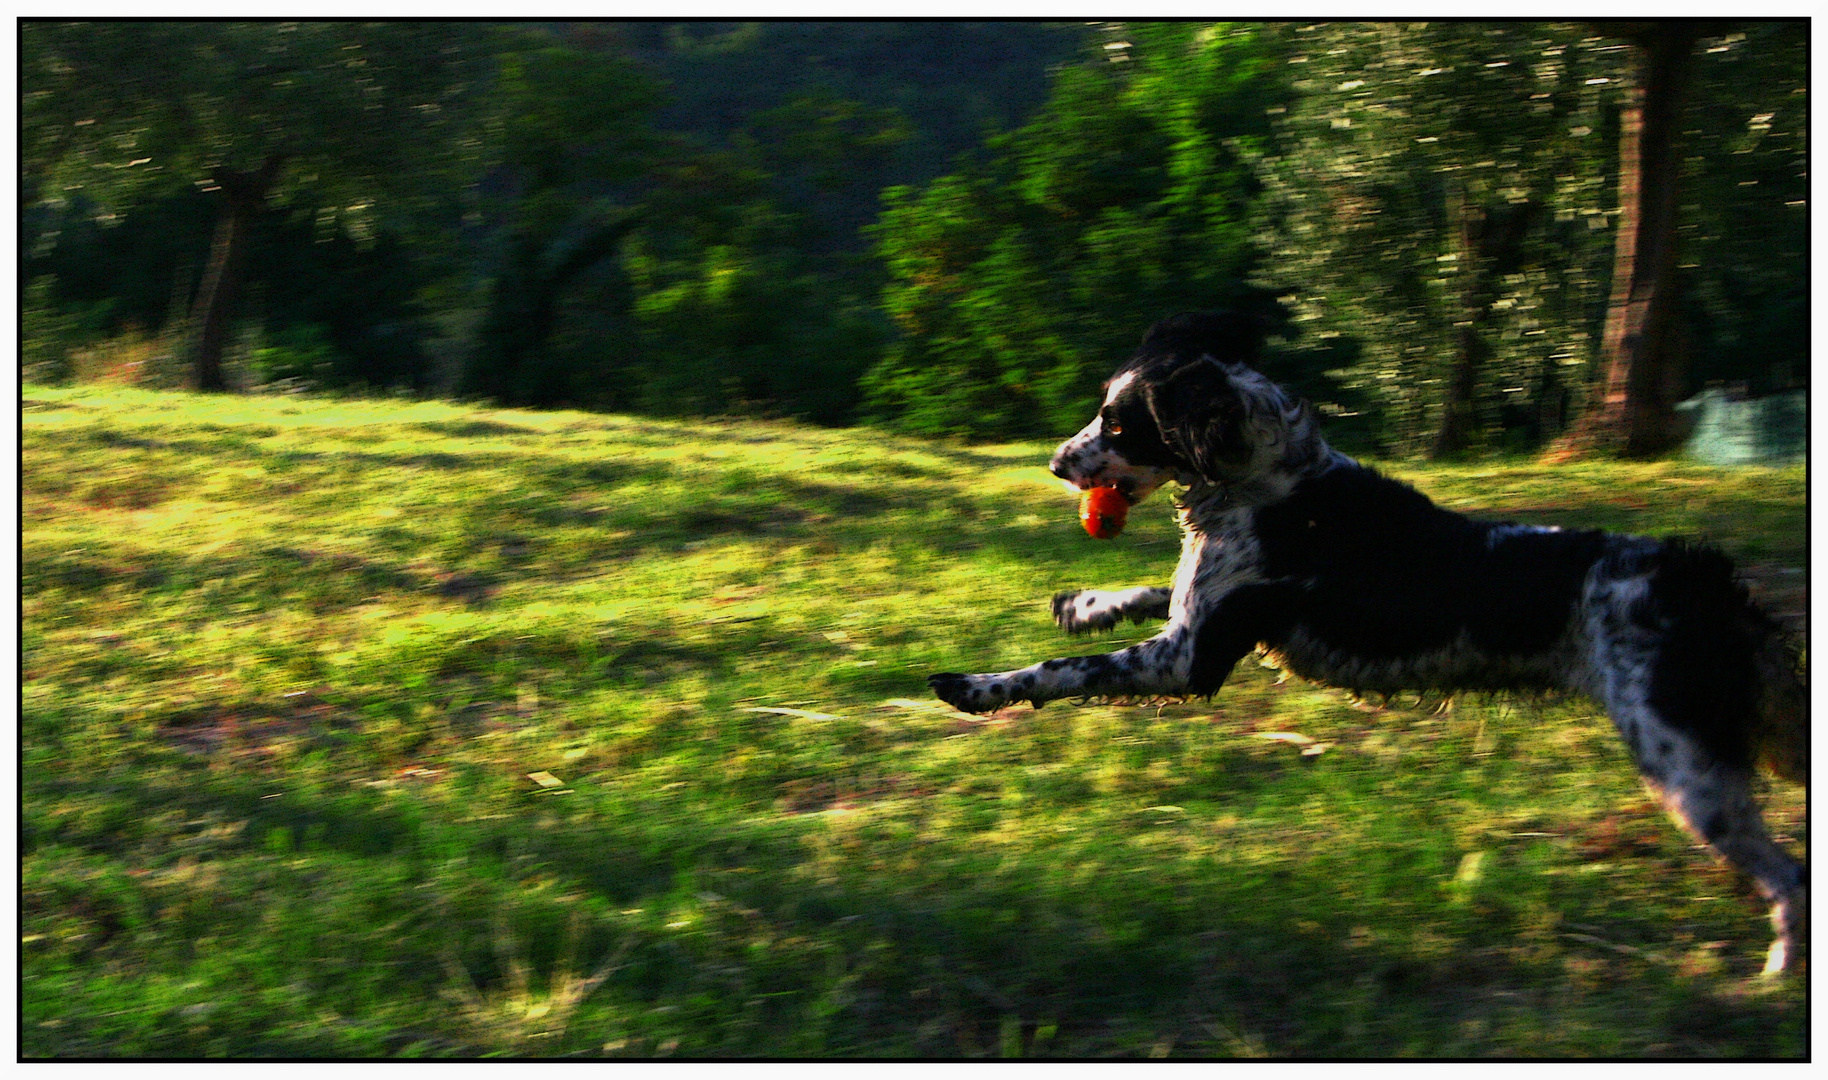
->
[21,384,1808,1058]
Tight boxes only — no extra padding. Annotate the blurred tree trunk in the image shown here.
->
[189,154,286,391]
[465,210,642,405]
[1431,184,1486,457]
[1432,190,1536,458]
[1557,22,1706,457]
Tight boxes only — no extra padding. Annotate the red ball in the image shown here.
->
[1079,486,1128,539]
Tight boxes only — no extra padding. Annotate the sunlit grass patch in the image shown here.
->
[22,384,1806,1057]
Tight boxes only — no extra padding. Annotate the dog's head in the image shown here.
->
[1049,311,1323,505]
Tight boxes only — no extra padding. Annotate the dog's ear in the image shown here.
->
[1142,361,1253,481]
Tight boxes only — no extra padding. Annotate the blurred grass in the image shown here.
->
[22,385,1806,1058]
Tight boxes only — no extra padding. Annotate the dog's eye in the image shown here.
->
[1106,421,1123,436]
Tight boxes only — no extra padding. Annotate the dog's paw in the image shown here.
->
[928,671,1013,714]
[1052,590,1121,635]
[1764,888,1808,976]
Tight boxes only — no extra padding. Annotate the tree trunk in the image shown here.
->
[1556,23,1702,457]
[1431,183,1486,457]
[1431,191,1536,458]
[189,154,285,391]
[464,210,642,405]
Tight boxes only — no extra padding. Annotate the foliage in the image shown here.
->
[1675,22,1809,396]
[22,385,1806,1056]
[620,216,892,425]
[607,134,892,424]
[26,187,443,391]
[458,24,1068,423]
[1252,23,1628,454]
[1252,20,1809,454]
[246,324,345,388]
[22,20,489,222]
[22,20,494,389]
[622,20,1085,259]
[456,38,663,406]
[22,276,112,384]
[18,20,1810,449]
[865,25,1292,439]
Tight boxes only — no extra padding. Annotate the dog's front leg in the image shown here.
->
[929,626,1195,713]
[931,581,1296,713]
[1052,586,1172,635]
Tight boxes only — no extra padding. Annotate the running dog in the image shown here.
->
[929,311,1808,973]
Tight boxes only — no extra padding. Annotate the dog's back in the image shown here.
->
[1250,463,1609,693]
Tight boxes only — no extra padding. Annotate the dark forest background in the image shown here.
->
[22,20,1808,456]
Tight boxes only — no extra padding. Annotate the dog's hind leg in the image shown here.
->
[1643,756,1805,976]
[1603,683,1806,974]
[1052,586,1172,635]
[1586,553,1807,973]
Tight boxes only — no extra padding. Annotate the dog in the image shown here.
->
[929,311,1808,974]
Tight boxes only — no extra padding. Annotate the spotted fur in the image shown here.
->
[929,311,1809,974]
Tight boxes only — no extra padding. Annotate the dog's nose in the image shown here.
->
[1049,450,1073,479]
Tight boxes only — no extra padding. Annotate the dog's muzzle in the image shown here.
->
[1048,436,1173,506]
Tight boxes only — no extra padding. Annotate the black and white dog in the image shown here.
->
[929,311,1808,973]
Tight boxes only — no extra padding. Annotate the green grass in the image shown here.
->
[22,384,1807,1058]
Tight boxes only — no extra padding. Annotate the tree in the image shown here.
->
[618,20,1084,263]
[1553,19,1810,458]
[1549,22,1705,455]
[22,21,489,390]
[1254,22,1626,456]
[458,40,663,406]
[458,33,892,423]
[866,23,1288,439]
[1261,21,1808,459]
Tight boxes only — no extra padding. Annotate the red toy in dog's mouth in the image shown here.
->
[1079,486,1128,539]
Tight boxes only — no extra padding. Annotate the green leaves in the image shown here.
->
[24,22,493,216]
[493,43,665,192]
[867,24,1287,439]
[1252,21,1809,454]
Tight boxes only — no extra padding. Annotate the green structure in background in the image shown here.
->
[1678,389,1808,465]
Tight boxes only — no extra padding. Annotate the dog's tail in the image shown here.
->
[1750,616,1808,786]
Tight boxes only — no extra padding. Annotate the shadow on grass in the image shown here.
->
[22,544,500,611]
[413,419,541,439]
[21,728,1805,1058]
